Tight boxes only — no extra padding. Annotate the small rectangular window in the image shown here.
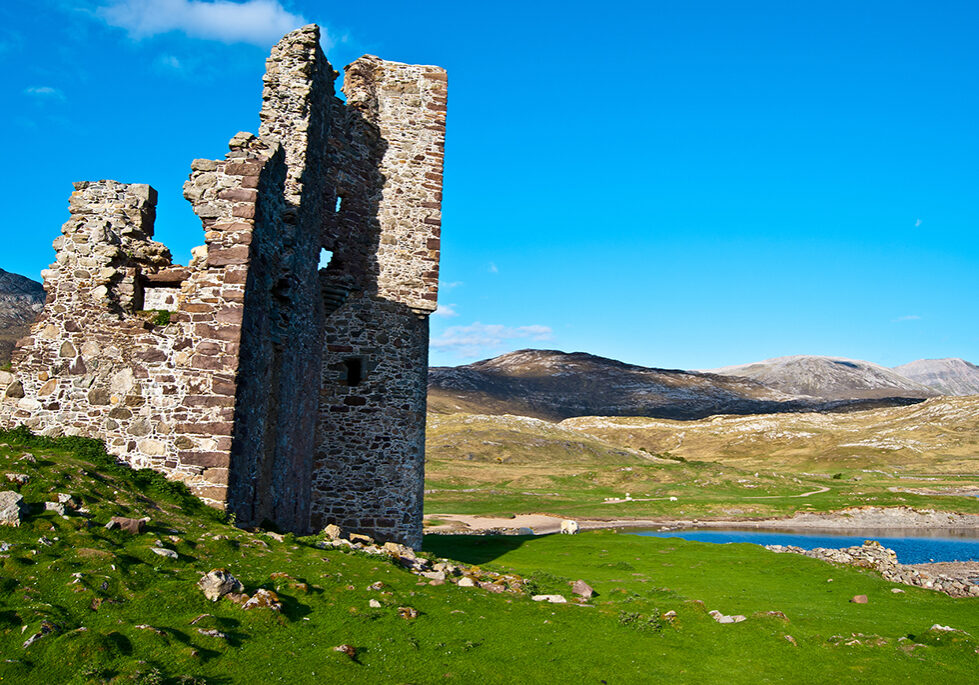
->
[343,357,363,386]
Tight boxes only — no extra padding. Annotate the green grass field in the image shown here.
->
[2,427,978,683]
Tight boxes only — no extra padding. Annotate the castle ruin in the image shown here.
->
[0,25,446,548]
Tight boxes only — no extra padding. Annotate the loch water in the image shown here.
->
[631,528,979,564]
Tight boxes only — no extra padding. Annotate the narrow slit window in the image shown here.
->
[335,195,343,213]
[343,357,363,386]
[319,248,333,270]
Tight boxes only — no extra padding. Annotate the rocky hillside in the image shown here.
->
[562,394,979,472]
[893,358,979,396]
[427,349,908,421]
[0,268,44,364]
[706,355,938,401]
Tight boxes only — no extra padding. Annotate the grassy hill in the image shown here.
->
[3,427,979,683]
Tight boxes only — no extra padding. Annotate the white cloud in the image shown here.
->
[24,86,65,100]
[439,280,463,290]
[97,0,310,47]
[431,322,553,358]
[914,218,922,227]
[892,315,921,322]
[488,262,499,274]
[433,304,459,318]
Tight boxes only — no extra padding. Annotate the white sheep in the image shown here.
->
[560,519,579,534]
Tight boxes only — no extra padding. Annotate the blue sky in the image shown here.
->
[3,1,977,369]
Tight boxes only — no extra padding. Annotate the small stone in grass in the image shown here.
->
[151,547,178,559]
[850,595,868,604]
[334,644,356,658]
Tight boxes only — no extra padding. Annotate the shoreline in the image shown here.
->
[425,506,979,536]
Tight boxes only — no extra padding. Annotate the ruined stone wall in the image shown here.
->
[311,58,447,547]
[0,24,445,546]
[0,137,284,508]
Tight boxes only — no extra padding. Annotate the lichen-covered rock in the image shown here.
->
[198,569,244,601]
[242,588,282,611]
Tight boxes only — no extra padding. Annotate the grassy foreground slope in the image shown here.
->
[3,428,979,684]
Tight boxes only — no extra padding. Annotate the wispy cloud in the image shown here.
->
[155,54,182,70]
[433,303,459,318]
[431,322,553,358]
[24,86,65,101]
[892,315,921,322]
[914,218,922,227]
[488,262,499,274]
[439,280,463,290]
[97,0,310,47]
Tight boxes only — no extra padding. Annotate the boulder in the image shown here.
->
[709,610,747,624]
[5,473,29,485]
[0,491,24,526]
[532,594,567,604]
[571,579,594,599]
[456,577,476,587]
[44,502,67,517]
[850,595,869,604]
[198,569,244,601]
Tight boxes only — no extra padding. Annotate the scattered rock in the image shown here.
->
[663,610,677,621]
[189,614,212,625]
[242,588,282,611]
[421,571,446,582]
[37,536,53,546]
[784,635,798,646]
[349,533,374,545]
[456,577,476,588]
[18,453,36,465]
[891,588,905,594]
[570,579,594,599]
[5,473,29,485]
[322,524,344,540]
[398,606,419,620]
[709,610,747,624]
[532,594,567,604]
[850,595,868,604]
[368,599,381,608]
[22,621,57,649]
[198,569,244,601]
[105,516,148,534]
[197,629,228,639]
[151,547,178,559]
[368,581,384,591]
[334,644,356,658]
[265,531,285,542]
[0,491,25,526]
[44,502,67,517]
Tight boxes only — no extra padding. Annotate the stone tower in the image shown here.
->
[0,25,446,548]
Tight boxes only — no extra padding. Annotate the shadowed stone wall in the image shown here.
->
[0,24,445,547]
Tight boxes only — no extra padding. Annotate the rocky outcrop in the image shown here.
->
[766,540,979,598]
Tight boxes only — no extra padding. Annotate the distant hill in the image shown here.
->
[0,268,44,364]
[705,355,938,401]
[562,394,979,472]
[427,349,919,421]
[893,358,979,396]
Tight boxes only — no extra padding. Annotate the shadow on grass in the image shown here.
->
[423,534,541,565]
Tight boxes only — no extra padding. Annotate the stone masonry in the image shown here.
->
[0,25,446,548]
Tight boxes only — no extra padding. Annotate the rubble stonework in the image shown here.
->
[0,24,446,548]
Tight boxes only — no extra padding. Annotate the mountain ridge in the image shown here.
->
[428,349,928,421]
[893,358,979,396]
